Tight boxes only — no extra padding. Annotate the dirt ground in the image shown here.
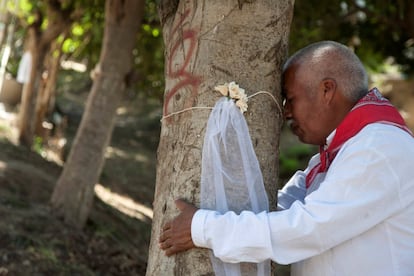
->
[0,95,161,275]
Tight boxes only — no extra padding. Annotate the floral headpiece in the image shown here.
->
[214,81,248,113]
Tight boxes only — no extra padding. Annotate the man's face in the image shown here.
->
[282,65,328,145]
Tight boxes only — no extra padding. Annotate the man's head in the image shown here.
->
[282,41,369,145]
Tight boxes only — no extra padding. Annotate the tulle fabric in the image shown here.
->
[200,97,270,276]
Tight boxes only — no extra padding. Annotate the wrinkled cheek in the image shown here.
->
[296,129,305,140]
[295,124,311,142]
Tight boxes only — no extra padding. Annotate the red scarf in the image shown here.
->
[306,88,412,188]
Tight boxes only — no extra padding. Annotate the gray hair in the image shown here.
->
[283,41,369,102]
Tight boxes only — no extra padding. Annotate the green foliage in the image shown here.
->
[57,0,164,100]
[279,144,316,180]
[123,0,165,101]
[32,136,44,155]
[290,0,414,73]
[62,3,105,68]
[4,0,413,106]
[4,0,165,102]
[12,0,33,13]
[133,21,164,100]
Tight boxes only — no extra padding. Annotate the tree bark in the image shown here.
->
[50,0,145,229]
[146,0,294,275]
[18,2,73,148]
[18,30,48,147]
[35,37,64,138]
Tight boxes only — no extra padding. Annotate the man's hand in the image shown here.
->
[159,199,198,256]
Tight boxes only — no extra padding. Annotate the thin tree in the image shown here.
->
[50,0,145,229]
[18,1,76,147]
[146,0,294,275]
[34,34,65,138]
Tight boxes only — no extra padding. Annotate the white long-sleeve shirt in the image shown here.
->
[17,51,32,84]
[192,123,414,275]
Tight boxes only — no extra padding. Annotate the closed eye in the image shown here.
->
[283,97,293,107]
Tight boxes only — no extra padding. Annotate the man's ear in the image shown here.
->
[321,78,337,104]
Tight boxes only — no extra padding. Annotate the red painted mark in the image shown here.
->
[163,9,202,122]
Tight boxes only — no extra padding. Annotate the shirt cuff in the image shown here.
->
[191,209,211,248]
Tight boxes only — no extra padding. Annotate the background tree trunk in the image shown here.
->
[18,30,48,146]
[35,36,65,138]
[18,2,73,148]
[50,0,145,229]
[146,0,294,275]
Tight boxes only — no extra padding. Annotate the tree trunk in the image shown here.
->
[50,0,145,229]
[18,1,74,148]
[146,0,294,275]
[18,32,48,146]
[0,0,8,48]
[35,37,64,138]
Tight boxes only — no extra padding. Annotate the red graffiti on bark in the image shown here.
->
[163,9,201,122]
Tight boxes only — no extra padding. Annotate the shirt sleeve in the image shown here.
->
[192,209,274,263]
[191,125,408,265]
[17,52,32,84]
[277,154,320,210]
[277,170,307,210]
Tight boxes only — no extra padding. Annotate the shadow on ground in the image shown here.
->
[0,94,161,275]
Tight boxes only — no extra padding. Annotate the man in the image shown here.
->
[159,41,414,275]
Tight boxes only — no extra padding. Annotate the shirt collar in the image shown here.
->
[324,129,337,150]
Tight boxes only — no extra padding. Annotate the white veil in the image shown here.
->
[200,97,271,276]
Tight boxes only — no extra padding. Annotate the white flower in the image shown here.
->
[214,84,229,97]
[236,97,248,113]
[215,81,249,114]
[228,81,245,100]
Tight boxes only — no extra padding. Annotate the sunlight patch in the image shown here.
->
[105,146,148,162]
[0,160,7,177]
[60,60,87,72]
[94,183,153,222]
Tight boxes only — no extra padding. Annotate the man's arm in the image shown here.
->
[160,125,410,264]
[159,199,198,256]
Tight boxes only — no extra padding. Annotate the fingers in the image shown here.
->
[159,227,171,243]
[159,236,170,250]
[159,226,173,252]
[158,228,194,256]
[158,199,198,256]
[164,240,194,256]
[162,221,171,232]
